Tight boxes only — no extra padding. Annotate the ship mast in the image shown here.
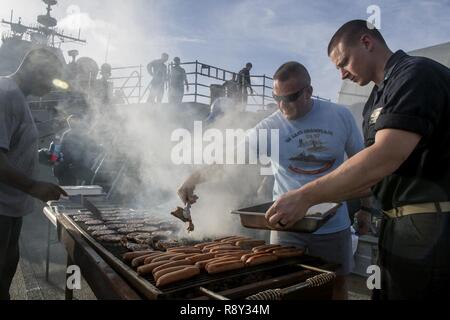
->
[1,0,86,47]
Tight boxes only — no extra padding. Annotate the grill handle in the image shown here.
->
[246,269,336,300]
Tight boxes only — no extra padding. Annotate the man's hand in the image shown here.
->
[28,181,68,202]
[265,189,312,229]
[177,180,199,205]
[353,209,372,236]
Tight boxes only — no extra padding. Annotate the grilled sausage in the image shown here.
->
[153,266,188,281]
[195,258,218,270]
[205,256,241,269]
[151,253,185,263]
[137,260,171,275]
[245,253,278,266]
[205,260,246,274]
[170,253,198,261]
[122,250,155,262]
[143,252,175,264]
[219,236,249,243]
[252,244,282,253]
[235,239,266,249]
[240,252,262,262]
[213,236,235,242]
[209,245,241,252]
[186,253,216,263]
[214,251,250,259]
[167,248,202,254]
[193,241,216,249]
[272,248,305,258]
[156,266,200,287]
[131,253,160,267]
[152,260,194,275]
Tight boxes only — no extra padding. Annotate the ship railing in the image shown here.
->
[107,60,329,107]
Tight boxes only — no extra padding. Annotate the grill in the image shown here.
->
[47,195,338,300]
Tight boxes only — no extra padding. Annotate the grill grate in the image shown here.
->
[57,199,334,299]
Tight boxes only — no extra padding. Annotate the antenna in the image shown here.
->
[104,29,111,63]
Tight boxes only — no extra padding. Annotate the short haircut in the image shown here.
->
[246,62,252,68]
[273,61,311,85]
[327,19,387,55]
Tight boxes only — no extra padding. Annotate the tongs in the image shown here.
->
[170,203,195,232]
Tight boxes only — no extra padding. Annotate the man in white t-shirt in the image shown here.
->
[177,62,372,299]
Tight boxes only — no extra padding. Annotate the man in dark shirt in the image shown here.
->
[0,48,68,300]
[168,57,189,105]
[264,20,450,299]
[147,53,169,104]
[237,62,254,108]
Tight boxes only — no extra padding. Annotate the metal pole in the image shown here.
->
[194,60,198,103]
[139,65,142,103]
[45,220,51,281]
[263,75,266,108]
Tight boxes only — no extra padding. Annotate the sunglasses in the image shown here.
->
[272,86,309,103]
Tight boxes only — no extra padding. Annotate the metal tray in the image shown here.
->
[231,202,341,233]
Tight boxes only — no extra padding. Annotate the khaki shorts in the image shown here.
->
[270,228,354,276]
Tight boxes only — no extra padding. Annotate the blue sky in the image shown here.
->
[1,0,449,101]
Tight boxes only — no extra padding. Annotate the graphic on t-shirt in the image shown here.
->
[287,130,336,175]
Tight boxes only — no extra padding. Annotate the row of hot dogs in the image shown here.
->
[122,235,304,288]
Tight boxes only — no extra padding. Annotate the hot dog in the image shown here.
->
[167,248,202,254]
[272,248,305,258]
[137,260,171,275]
[240,252,262,262]
[186,252,216,263]
[153,266,188,281]
[143,252,175,264]
[205,260,246,274]
[151,252,185,263]
[219,236,249,243]
[205,256,241,269]
[193,241,216,249]
[252,244,282,253]
[245,253,278,266]
[122,250,155,262]
[156,266,200,287]
[195,258,218,270]
[235,239,266,249]
[214,251,250,259]
[209,245,241,252]
[152,260,194,275]
[131,253,160,267]
[170,253,198,261]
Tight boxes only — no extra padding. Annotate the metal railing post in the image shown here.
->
[263,75,266,108]
[195,60,198,103]
[139,64,142,103]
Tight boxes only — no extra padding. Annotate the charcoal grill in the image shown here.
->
[45,195,338,300]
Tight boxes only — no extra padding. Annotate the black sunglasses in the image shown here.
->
[272,86,309,103]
